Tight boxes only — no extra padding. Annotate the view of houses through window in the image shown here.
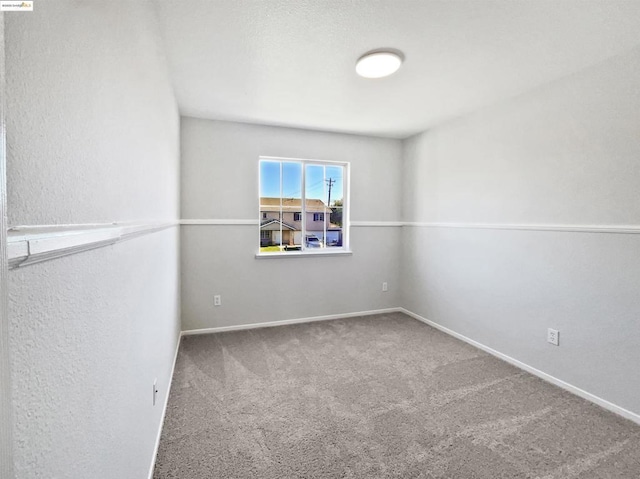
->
[259,157,347,253]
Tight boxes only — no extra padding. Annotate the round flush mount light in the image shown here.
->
[355,49,404,78]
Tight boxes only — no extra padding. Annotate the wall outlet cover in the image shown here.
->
[547,328,559,346]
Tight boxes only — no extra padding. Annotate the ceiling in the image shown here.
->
[154,0,640,139]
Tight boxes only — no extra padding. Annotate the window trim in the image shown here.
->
[258,155,350,257]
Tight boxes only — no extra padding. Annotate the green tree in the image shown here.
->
[330,199,343,226]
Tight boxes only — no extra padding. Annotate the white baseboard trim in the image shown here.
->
[147,334,182,479]
[399,308,640,425]
[181,308,402,336]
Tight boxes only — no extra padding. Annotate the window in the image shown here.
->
[258,157,349,254]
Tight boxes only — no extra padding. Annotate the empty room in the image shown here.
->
[1,0,640,478]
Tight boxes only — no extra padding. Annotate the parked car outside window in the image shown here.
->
[305,235,323,248]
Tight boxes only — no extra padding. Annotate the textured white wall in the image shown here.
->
[401,47,640,416]
[7,2,178,225]
[9,231,180,478]
[181,119,402,330]
[6,2,180,478]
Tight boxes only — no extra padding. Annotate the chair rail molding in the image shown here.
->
[8,221,178,269]
[180,219,640,234]
[403,222,640,234]
[350,221,404,227]
[180,219,258,225]
[180,219,404,227]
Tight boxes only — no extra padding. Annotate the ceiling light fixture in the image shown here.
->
[355,49,404,79]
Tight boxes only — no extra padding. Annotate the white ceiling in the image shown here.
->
[155,0,640,139]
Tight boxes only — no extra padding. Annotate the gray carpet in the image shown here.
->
[153,313,640,478]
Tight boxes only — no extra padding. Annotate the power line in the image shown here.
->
[281,178,326,199]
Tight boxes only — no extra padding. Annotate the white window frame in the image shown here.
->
[257,156,351,258]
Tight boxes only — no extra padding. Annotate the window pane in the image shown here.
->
[259,160,280,198]
[281,162,302,251]
[326,165,344,249]
[259,160,302,252]
[305,164,326,249]
[328,207,343,247]
[259,160,280,250]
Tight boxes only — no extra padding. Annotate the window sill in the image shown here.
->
[255,249,353,259]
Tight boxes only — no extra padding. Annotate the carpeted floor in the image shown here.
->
[153,312,640,478]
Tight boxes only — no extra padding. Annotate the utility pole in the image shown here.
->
[325,178,335,208]
[324,178,335,248]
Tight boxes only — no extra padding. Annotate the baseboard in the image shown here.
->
[181,308,402,336]
[399,308,640,426]
[147,334,182,479]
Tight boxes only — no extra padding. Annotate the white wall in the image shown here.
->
[401,47,640,417]
[181,118,402,330]
[6,2,180,478]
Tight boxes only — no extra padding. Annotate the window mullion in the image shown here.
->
[301,161,306,252]
[323,164,327,249]
[279,161,283,251]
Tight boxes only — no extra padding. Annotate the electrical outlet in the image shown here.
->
[382,282,388,292]
[547,328,559,346]
[214,295,222,306]
[153,378,158,406]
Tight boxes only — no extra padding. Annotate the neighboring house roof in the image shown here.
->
[260,219,296,231]
[306,228,342,232]
[259,197,332,213]
[261,218,341,231]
